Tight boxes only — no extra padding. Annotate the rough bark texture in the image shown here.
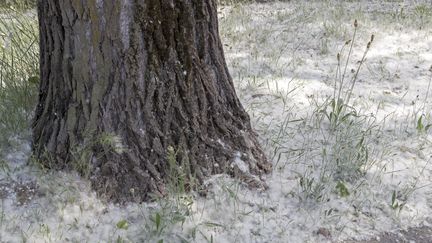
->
[33,0,272,202]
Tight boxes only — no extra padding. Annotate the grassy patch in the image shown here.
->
[0,0,36,11]
[0,10,38,147]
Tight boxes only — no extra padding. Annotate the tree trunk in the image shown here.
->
[33,0,271,202]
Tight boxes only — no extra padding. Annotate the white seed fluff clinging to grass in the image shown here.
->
[1,1,432,242]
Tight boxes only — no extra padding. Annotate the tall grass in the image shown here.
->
[0,8,39,147]
[0,0,36,11]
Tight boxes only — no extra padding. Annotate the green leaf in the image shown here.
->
[116,220,129,230]
[417,115,424,132]
[336,181,350,197]
[391,190,397,208]
[155,213,161,232]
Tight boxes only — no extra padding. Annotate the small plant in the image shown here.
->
[166,146,197,195]
[38,223,51,239]
[110,219,130,242]
[297,173,326,203]
[323,97,358,130]
[391,7,406,21]
[116,220,129,230]
[416,114,431,134]
[70,143,93,178]
[28,148,56,172]
[155,212,162,233]
[141,194,194,241]
[335,181,350,197]
[390,190,405,212]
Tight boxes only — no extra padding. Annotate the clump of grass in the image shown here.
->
[320,20,377,181]
[68,133,128,178]
[167,146,188,194]
[322,20,375,180]
[388,3,432,29]
[413,3,432,29]
[297,171,327,203]
[294,20,380,203]
[0,10,38,147]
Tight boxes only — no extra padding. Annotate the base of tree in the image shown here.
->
[33,0,272,203]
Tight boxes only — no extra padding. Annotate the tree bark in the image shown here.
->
[33,0,271,202]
